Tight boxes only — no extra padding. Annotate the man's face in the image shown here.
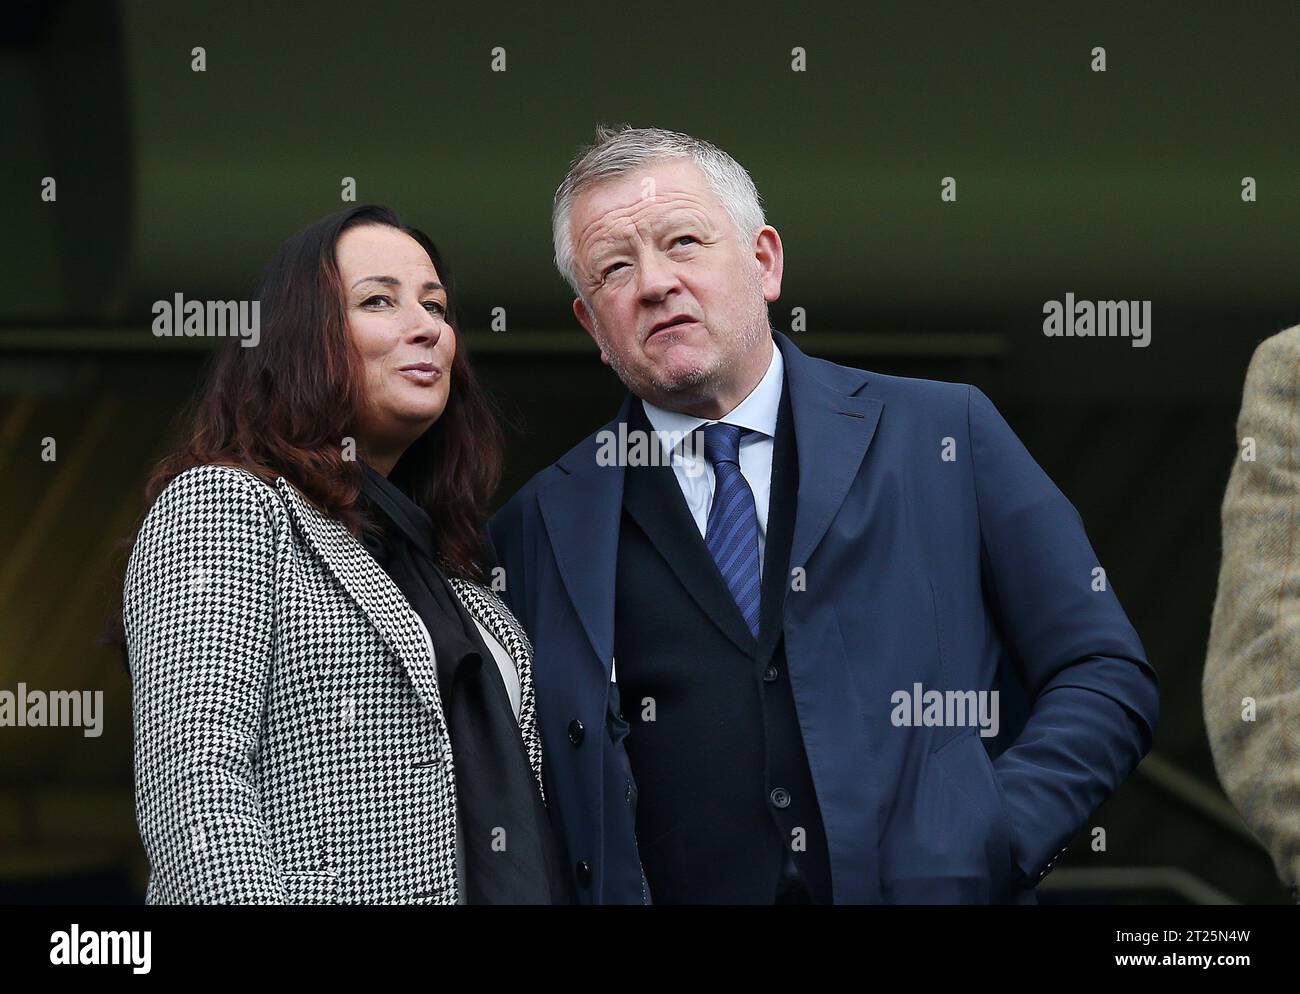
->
[568,158,782,410]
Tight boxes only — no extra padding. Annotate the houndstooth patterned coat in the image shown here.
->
[124,463,545,904]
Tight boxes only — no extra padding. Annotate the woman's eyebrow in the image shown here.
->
[351,275,445,292]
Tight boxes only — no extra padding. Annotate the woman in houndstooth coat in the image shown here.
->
[123,206,570,905]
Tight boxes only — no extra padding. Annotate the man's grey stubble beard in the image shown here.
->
[593,300,771,403]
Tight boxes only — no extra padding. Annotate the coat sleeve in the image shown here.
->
[968,385,1160,885]
[124,464,287,903]
[1203,327,1300,893]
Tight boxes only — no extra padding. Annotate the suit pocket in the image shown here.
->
[282,869,339,905]
[933,731,1018,891]
[880,731,1016,904]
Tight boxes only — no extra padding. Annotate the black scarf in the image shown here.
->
[357,460,571,904]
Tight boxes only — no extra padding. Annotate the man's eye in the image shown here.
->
[672,235,697,247]
[604,262,628,277]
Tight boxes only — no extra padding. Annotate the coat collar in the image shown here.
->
[274,475,446,726]
[270,473,544,794]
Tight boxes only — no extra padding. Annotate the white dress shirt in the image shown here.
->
[641,343,785,578]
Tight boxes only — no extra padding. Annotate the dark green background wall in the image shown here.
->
[1,0,1296,902]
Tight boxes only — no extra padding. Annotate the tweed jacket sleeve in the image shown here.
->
[124,464,290,903]
[1204,324,1300,892]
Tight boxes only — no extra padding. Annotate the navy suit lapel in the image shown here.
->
[535,396,631,682]
[775,332,884,571]
[756,378,797,662]
[621,398,757,656]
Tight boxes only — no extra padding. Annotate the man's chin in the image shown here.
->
[647,361,720,400]
[643,340,714,377]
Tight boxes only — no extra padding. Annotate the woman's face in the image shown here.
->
[336,224,456,459]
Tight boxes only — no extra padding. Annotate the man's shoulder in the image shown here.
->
[492,418,616,526]
[1249,321,1300,361]
[791,352,975,421]
[779,333,973,409]
[1242,322,1300,390]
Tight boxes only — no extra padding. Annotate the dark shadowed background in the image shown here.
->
[1,0,1297,903]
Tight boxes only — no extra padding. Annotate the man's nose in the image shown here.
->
[636,251,679,303]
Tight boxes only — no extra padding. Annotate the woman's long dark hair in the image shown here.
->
[143,204,502,577]
[104,206,503,660]
[107,203,503,659]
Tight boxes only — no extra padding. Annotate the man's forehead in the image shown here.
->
[573,161,722,240]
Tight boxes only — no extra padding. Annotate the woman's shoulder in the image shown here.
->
[161,461,280,495]
[145,463,287,531]
[126,464,291,601]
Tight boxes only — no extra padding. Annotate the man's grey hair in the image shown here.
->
[552,125,767,297]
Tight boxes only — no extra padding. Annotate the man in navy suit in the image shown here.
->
[488,125,1159,904]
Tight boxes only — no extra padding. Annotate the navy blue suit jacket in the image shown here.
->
[487,331,1159,903]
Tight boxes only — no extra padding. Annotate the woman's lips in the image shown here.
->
[397,365,442,385]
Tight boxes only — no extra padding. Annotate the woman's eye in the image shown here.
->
[362,295,391,307]
[673,235,697,247]
[604,262,628,277]
[423,300,446,315]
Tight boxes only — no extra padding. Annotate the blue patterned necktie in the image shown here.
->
[701,422,761,639]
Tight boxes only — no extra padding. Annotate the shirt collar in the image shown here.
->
[640,341,784,456]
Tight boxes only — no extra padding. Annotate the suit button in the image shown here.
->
[568,719,584,745]
[770,787,792,809]
[763,664,778,683]
[575,860,592,887]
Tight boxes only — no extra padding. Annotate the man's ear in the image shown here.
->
[754,225,785,303]
[573,296,612,366]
